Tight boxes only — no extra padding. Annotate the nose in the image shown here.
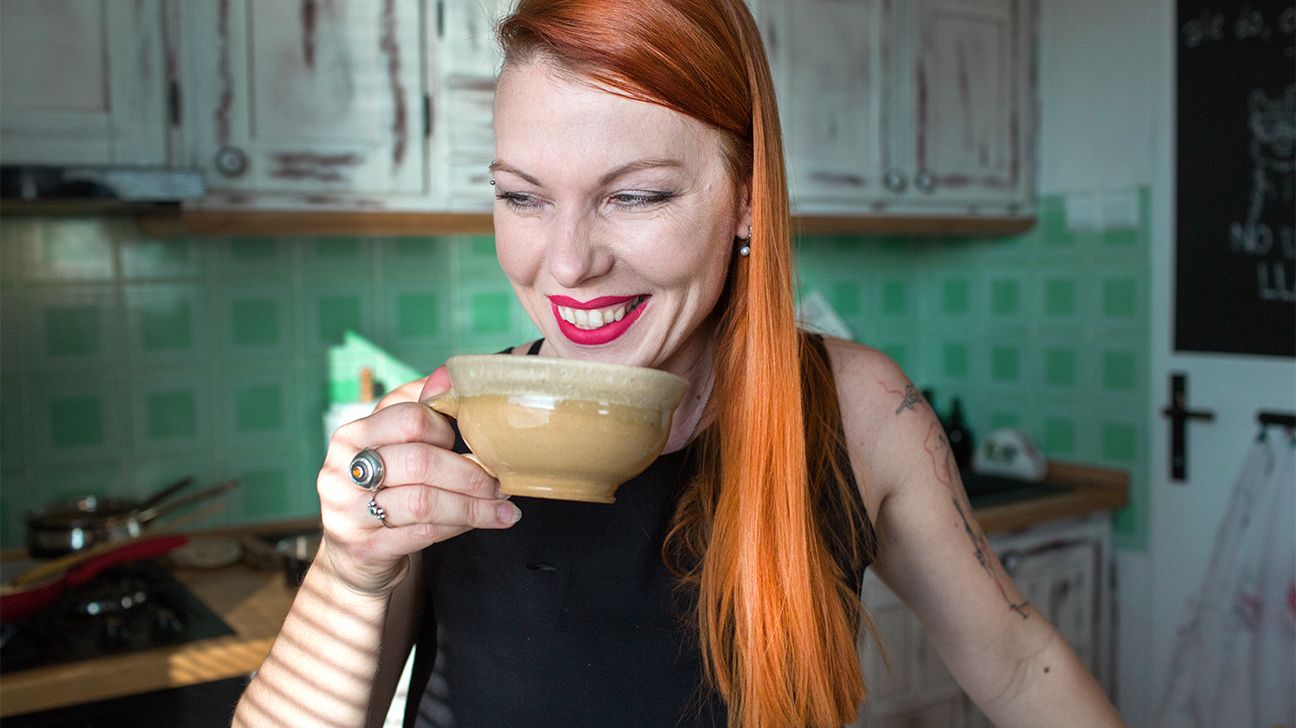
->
[544,211,613,289]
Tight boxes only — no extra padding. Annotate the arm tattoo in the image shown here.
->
[922,422,1030,619]
[878,380,924,415]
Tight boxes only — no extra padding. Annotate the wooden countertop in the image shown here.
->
[0,461,1127,717]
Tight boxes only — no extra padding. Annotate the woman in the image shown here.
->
[232,1,1126,726]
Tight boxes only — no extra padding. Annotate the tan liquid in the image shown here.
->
[456,394,672,503]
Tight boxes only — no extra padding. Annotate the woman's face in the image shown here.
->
[491,61,750,374]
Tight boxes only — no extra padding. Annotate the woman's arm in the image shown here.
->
[232,372,515,728]
[824,339,1126,727]
[232,547,422,728]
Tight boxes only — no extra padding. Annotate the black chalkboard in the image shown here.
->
[1175,0,1295,357]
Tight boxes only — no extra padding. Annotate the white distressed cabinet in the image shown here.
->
[0,0,169,166]
[851,515,1112,727]
[176,0,428,203]
[432,0,511,211]
[762,0,1035,216]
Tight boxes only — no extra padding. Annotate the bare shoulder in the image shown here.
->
[818,336,945,512]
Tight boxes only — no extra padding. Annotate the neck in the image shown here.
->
[662,333,717,454]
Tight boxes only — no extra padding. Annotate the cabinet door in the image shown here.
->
[434,0,511,210]
[0,0,167,165]
[905,0,1033,207]
[770,0,892,210]
[180,0,426,198]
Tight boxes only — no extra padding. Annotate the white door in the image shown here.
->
[1143,0,1296,722]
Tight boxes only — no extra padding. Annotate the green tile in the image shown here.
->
[234,462,293,518]
[397,293,440,337]
[1102,278,1138,318]
[470,236,496,258]
[1102,350,1138,391]
[120,238,201,279]
[1043,417,1076,455]
[990,409,1021,429]
[317,295,362,345]
[991,345,1020,383]
[231,299,281,346]
[44,306,99,356]
[395,237,440,260]
[229,237,278,262]
[990,278,1021,316]
[1102,422,1137,463]
[235,384,285,432]
[140,300,193,351]
[471,292,512,333]
[30,221,115,279]
[941,279,969,315]
[315,237,361,260]
[50,396,103,447]
[1102,228,1139,247]
[829,282,861,317]
[1044,347,1077,387]
[1044,278,1076,316]
[881,280,907,316]
[1038,196,1074,247]
[942,343,969,378]
[146,390,196,438]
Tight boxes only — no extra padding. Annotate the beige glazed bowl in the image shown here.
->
[423,355,688,504]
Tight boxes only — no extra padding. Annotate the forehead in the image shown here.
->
[493,61,725,182]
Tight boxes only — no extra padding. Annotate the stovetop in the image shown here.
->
[0,560,233,673]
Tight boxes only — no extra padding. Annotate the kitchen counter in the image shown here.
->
[0,461,1127,717]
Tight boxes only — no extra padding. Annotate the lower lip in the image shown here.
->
[552,299,648,346]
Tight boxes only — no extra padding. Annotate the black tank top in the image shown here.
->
[405,337,871,728]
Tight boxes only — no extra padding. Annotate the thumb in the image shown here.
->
[418,365,452,402]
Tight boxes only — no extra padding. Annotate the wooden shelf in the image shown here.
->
[136,210,1035,238]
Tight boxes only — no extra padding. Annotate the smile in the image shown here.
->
[548,294,650,345]
[555,295,646,329]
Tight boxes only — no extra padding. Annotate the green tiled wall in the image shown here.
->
[0,190,1150,550]
[796,188,1151,550]
[0,220,539,547]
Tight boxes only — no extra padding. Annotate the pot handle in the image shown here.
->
[64,535,188,588]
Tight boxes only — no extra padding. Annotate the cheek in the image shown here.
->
[495,231,543,287]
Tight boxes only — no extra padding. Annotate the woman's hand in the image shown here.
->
[316,366,521,596]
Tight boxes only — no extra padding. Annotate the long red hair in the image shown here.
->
[498,2,875,725]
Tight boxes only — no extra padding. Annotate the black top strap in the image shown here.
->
[526,338,544,356]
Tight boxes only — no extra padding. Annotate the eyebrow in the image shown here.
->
[488,158,685,188]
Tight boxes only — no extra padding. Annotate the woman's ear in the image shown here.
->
[734,183,753,239]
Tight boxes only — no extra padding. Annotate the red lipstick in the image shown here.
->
[549,294,649,346]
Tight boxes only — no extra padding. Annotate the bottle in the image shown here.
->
[946,397,974,472]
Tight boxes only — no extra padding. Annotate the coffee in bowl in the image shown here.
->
[423,355,688,503]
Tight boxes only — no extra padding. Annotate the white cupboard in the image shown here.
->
[176,0,428,203]
[766,0,1035,216]
[0,0,169,166]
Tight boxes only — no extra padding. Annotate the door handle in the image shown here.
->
[1160,372,1215,481]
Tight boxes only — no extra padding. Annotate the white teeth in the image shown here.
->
[557,296,645,330]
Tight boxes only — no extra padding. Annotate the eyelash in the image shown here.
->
[494,190,677,211]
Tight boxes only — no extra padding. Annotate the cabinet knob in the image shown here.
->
[883,168,907,193]
[214,146,249,178]
[915,169,936,193]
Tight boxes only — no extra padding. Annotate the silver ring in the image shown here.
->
[349,448,385,491]
[367,496,393,528]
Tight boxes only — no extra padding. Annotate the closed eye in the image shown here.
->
[608,190,677,208]
[496,191,544,210]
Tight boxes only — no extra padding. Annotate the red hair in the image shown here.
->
[498,2,875,725]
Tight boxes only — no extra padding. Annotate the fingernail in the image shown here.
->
[498,503,521,525]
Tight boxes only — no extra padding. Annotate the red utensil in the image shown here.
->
[0,534,188,622]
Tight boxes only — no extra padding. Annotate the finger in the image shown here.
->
[367,442,499,499]
[375,375,432,411]
[418,365,451,402]
[330,401,456,461]
[369,484,521,530]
